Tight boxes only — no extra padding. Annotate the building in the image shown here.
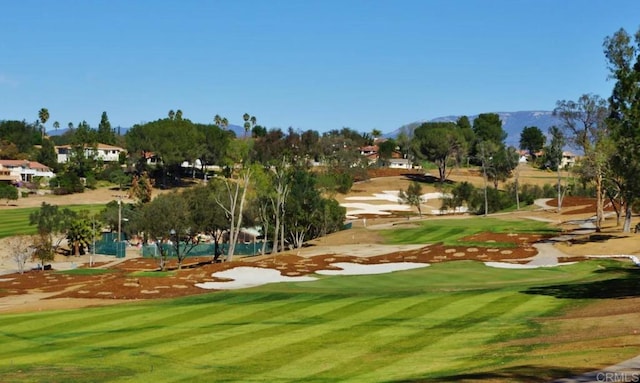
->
[56,143,125,163]
[561,151,578,168]
[0,164,21,184]
[0,160,55,182]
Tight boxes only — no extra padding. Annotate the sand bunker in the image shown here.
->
[342,190,449,217]
[195,267,317,290]
[195,262,431,290]
[316,262,430,275]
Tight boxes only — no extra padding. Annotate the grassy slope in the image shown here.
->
[381,217,559,246]
[0,260,629,383]
[0,204,104,238]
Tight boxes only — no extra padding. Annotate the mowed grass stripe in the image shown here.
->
[0,204,104,238]
[0,292,293,359]
[159,295,389,373]
[345,293,557,382]
[176,292,502,383]
[268,292,524,382]
[258,292,483,381]
[0,293,323,365]
[63,293,333,360]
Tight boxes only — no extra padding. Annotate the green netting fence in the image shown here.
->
[140,241,271,258]
[92,232,127,258]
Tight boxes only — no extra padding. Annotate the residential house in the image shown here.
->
[0,160,55,182]
[359,145,379,165]
[388,151,412,169]
[56,143,125,163]
[0,164,21,184]
[561,151,578,168]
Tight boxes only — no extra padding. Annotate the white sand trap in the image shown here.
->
[483,261,577,269]
[195,267,317,290]
[342,190,459,216]
[316,262,429,275]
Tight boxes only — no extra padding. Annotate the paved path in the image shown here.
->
[550,355,640,382]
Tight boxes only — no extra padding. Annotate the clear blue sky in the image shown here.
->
[1,0,639,133]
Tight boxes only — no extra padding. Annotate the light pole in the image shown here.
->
[91,217,96,267]
[112,194,127,258]
[117,198,122,243]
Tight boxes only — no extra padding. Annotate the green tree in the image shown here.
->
[97,111,116,145]
[29,202,77,252]
[441,181,475,213]
[473,113,506,145]
[486,145,519,189]
[0,120,40,153]
[0,184,18,205]
[377,139,396,166]
[214,168,252,260]
[412,122,465,182]
[554,94,610,231]
[38,108,50,139]
[37,137,58,170]
[183,183,229,262]
[66,214,97,256]
[126,117,205,186]
[243,113,256,138]
[32,232,55,270]
[604,27,640,232]
[543,126,567,212]
[398,181,424,217]
[284,167,323,248]
[137,192,198,270]
[519,126,546,160]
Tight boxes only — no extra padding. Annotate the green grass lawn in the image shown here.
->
[0,204,104,238]
[0,260,632,383]
[381,217,559,246]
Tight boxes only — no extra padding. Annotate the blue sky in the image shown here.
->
[1,0,639,133]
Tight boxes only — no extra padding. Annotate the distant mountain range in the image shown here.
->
[47,111,560,146]
[385,111,561,147]
[47,124,247,138]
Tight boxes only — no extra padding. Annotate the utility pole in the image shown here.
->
[118,198,122,243]
[113,194,127,258]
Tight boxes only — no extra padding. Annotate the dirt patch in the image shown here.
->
[0,231,544,312]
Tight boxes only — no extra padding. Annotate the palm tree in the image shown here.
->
[175,109,183,121]
[221,117,229,130]
[53,121,60,132]
[168,110,175,120]
[243,113,251,138]
[214,114,222,127]
[68,122,74,130]
[38,108,49,139]
[66,218,94,256]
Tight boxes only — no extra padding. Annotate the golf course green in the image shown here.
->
[0,259,632,383]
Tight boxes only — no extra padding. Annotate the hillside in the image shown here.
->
[386,110,560,147]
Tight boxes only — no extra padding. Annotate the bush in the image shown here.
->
[469,187,512,214]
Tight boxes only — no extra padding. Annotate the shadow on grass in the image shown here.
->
[387,365,592,382]
[569,233,621,245]
[523,265,640,299]
[402,173,453,185]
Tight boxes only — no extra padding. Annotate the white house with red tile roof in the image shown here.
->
[0,160,55,182]
[55,143,125,163]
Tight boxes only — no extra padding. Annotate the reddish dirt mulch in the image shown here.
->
[0,233,542,302]
[545,196,617,215]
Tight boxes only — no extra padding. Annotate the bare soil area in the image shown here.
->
[1,168,639,314]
